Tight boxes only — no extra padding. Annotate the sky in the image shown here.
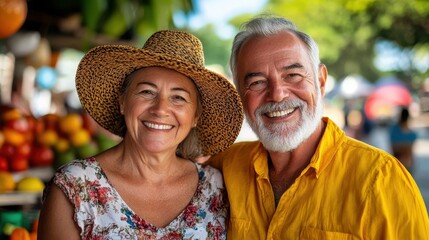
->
[175,0,267,39]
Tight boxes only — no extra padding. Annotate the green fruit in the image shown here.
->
[95,132,118,151]
[54,149,76,169]
[77,142,99,158]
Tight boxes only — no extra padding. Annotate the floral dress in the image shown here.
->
[45,157,227,239]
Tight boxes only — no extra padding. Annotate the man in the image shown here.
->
[209,15,429,239]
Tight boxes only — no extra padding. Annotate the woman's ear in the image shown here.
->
[192,116,199,128]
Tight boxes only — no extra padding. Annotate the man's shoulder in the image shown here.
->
[209,141,261,169]
[227,140,260,151]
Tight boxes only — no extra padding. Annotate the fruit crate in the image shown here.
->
[0,192,42,207]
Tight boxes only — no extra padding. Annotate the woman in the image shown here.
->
[38,30,243,239]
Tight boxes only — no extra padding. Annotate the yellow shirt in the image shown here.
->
[210,117,429,239]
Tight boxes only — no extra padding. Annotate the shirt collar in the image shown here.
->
[308,117,346,178]
[252,117,346,179]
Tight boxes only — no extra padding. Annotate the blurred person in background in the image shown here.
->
[208,15,429,239]
[389,107,418,172]
[38,30,243,239]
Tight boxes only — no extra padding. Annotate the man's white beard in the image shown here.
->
[247,92,324,152]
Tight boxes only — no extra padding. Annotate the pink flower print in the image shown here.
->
[161,231,182,240]
[184,205,197,227]
[209,194,222,213]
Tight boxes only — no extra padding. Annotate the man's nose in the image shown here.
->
[266,78,289,102]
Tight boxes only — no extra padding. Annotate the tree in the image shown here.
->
[21,0,195,50]
[230,0,429,87]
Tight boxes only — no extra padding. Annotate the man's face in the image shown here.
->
[236,31,326,152]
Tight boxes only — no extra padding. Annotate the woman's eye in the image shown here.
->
[247,80,268,91]
[171,95,187,102]
[140,89,156,98]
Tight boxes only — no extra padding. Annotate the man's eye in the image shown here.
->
[247,80,268,91]
[285,73,302,82]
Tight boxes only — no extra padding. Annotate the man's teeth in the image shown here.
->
[266,108,294,118]
[144,122,173,130]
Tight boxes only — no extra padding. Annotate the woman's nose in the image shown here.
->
[150,97,170,116]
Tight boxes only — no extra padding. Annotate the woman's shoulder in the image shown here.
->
[195,163,224,187]
[54,157,102,181]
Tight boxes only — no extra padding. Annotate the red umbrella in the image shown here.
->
[364,84,412,120]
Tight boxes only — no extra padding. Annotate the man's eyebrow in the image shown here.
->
[243,63,304,82]
[244,72,264,81]
[283,63,304,70]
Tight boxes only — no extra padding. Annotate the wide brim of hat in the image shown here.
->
[75,45,243,156]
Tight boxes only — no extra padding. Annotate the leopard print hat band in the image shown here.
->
[75,30,244,156]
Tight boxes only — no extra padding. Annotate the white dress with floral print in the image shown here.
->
[46,157,227,240]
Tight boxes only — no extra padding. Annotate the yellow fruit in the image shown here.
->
[16,176,45,192]
[0,171,16,192]
[37,129,59,147]
[69,129,90,147]
[54,137,70,152]
[59,113,83,134]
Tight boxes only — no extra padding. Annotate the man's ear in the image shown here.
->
[318,64,328,96]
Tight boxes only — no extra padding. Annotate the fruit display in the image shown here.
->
[0,105,119,173]
[0,172,45,194]
[0,212,38,240]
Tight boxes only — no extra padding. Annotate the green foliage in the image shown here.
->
[253,0,429,85]
[191,25,233,72]
[79,0,194,49]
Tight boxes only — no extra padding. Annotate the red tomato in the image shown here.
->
[5,118,30,133]
[0,143,15,159]
[10,155,29,172]
[33,118,45,135]
[16,142,32,157]
[30,145,54,167]
[0,155,9,171]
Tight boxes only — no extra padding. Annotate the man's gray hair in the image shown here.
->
[230,14,321,90]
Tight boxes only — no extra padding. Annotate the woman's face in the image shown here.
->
[120,67,199,154]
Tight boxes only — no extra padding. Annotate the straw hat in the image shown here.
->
[75,30,243,155]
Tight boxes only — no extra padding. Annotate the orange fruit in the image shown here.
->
[0,171,16,192]
[30,231,37,240]
[69,129,91,147]
[2,108,22,121]
[59,113,83,134]
[10,227,30,240]
[37,129,59,147]
[3,128,26,146]
[0,0,27,39]
[42,113,60,130]
[0,130,4,148]
[31,219,39,232]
